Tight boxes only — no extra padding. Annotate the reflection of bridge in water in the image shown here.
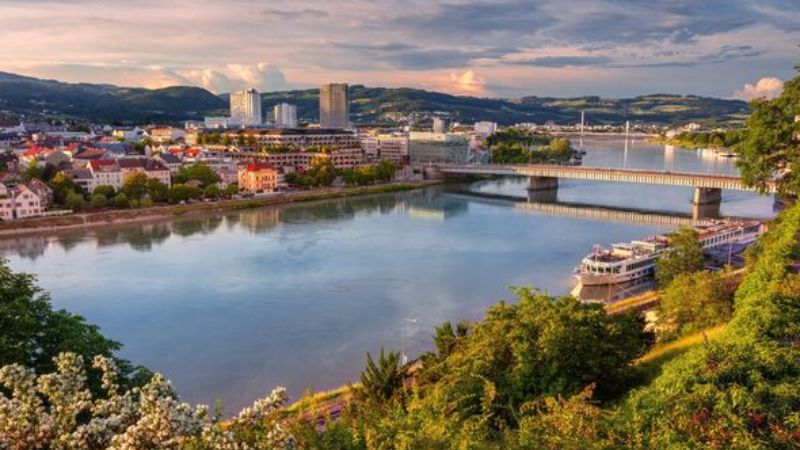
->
[441,190,726,227]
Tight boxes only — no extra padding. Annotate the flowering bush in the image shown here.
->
[0,353,293,449]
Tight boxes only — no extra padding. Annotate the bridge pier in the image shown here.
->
[527,189,558,203]
[693,187,722,206]
[422,165,445,180]
[527,176,559,191]
[692,202,721,221]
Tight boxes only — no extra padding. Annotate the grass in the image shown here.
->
[634,324,727,384]
[605,291,660,315]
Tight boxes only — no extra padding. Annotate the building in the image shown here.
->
[319,83,349,129]
[111,127,144,142]
[204,117,239,129]
[154,153,183,173]
[86,158,171,191]
[220,128,362,151]
[238,162,279,193]
[230,89,262,126]
[360,134,409,164]
[147,127,185,143]
[273,103,297,128]
[0,183,45,220]
[408,132,469,163]
[87,160,124,191]
[433,117,446,134]
[118,158,172,187]
[474,121,498,137]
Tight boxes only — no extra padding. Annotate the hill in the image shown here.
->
[0,71,749,125]
[0,71,227,123]
[258,85,749,126]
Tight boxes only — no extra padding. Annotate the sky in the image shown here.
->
[0,0,798,99]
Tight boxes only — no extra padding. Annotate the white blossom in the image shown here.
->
[0,352,295,449]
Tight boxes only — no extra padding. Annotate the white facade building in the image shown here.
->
[204,117,239,128]
[230,89,262,126]
[0,183,45,220]
[474,121,498,137]
[433,117,446,134]
[273,103,298,128]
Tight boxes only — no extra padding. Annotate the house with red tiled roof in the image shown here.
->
[238,162,278,193]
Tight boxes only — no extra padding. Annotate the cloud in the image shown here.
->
[225,63,288,91]
[449,70,487,96]
[505,55,612,68]
[733,77,784,100]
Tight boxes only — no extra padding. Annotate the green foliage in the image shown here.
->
[175,163,220,188]
[656,227,705,286]
[89,193,108,209]
[21,161,46,182]
[146,178,168,203]
[167,184,202,204]
[657,270,735,341]
[286,157,337,188]
[203,184,221,198]
[490,134,573,164]
[0,259,151,392]
[332,288,651,448]
[48,171,77,205]
[735,71,800,195]
[623,203,800,448]
[64,191,87,211]
[223,183,239,197]
[112,192,129,208]
[120,172,149,207]
[357,348,404,403]
[92,184,116,198]
[341,160,398,186]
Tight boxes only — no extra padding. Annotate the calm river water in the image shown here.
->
[1,136,776,412]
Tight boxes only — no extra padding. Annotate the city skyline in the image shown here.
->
[0,0,797,100]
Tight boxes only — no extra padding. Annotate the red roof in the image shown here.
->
[89,159,119,171]
[246,162,275,172]
[21,146,51,157]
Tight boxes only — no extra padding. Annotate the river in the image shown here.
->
[0,136,776,412]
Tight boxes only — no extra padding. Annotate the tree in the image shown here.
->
[89,193,108,209]
[203,184,221,199]
[48,171,77,205]
[112,192,129,208]
[224,183,239,197]
[64,191,87,211]
[92,185,116,198]
[657,270,735,341]
[167,184,202,204]
[357,348,404,403]
[146,178,168,203]
[21,161,46,182]
[175,163,220,187]
[656,227,705,286]
[121,172,149,207]
[735,71,799,195]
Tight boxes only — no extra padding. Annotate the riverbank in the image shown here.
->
[0,180,443,237]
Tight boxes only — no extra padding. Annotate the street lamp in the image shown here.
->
[402,318,417,365]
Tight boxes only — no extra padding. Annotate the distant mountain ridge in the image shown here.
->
[0,71,227,123]
[0,71,748,125]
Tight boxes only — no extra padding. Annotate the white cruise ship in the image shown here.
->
[575,221,763,286]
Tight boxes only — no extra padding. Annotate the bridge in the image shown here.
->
[428,164,776,206]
